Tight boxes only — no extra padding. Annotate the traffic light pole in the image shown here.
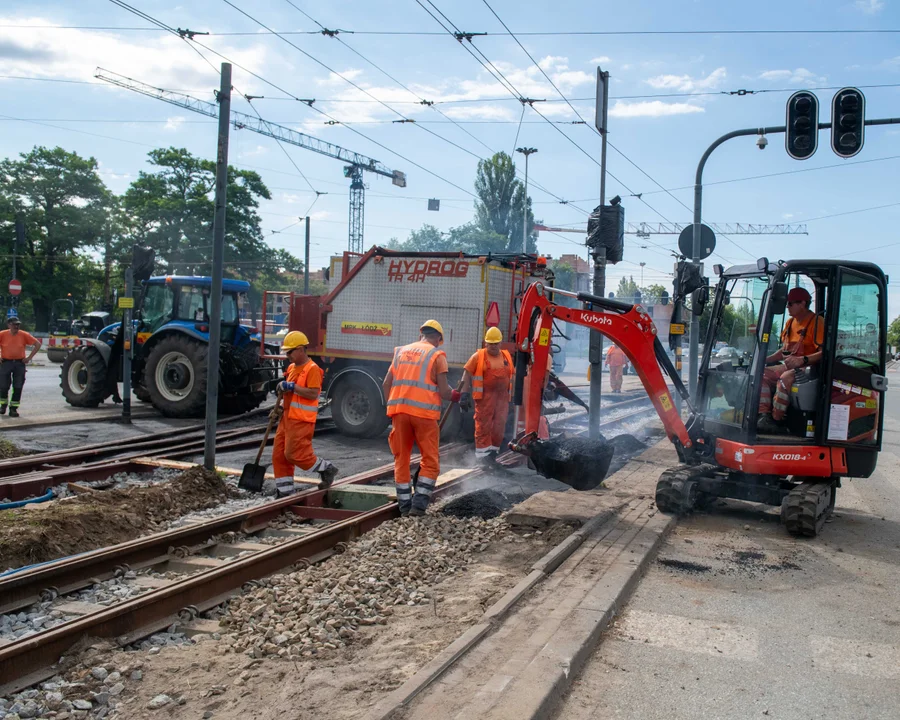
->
[689,116,900,400]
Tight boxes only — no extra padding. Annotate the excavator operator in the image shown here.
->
[757,287,825,434]
[459,327,514,463]
[383,320,460,516]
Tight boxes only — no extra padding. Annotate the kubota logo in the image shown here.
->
[772,453,804,461]
[580,313,612,326]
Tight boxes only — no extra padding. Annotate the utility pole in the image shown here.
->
[204,62,232,471]
[304,216,311,295]
[640,261,646,287]
[516,147,537,254]
[589,67,610,441]
[121,267,133,424]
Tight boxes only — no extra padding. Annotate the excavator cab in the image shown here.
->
[699,259,887,470]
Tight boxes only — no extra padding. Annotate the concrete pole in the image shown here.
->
[516,147,537,254]
[204,62,232,471]
[303,216,310,295]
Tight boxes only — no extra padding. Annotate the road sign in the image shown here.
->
[118,296,135,309]
[8,279,22,296]
[595,68,609,133]
[749,324,758,334]
[678,224,716,260]
[669,323,685,335]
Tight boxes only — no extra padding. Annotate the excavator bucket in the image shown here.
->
[515,435,614,491]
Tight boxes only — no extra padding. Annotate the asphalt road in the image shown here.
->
[556,365,900,720]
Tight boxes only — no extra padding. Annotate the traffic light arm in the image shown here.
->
[95,68,404,183]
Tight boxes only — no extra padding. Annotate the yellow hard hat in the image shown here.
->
[281,330,309,352]
[420,319,444,337]
[484,327,503,344]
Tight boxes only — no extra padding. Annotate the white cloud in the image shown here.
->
[588,56,611,65]
[441,105,517,121]
[608,100,704,118]
[238,144,268,158]
[758,68,826,84]
[644,67,726,92]
[882,56,900,69]
[316,68,364,86]
[163,116,186,132]
[0,17,274,96]
[854,0,884,14]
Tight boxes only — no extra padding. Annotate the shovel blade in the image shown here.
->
[238,463,267,493]
[527,437,614,491]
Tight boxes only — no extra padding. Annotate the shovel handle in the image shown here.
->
[438,378,466,430]
[255,395,282,465]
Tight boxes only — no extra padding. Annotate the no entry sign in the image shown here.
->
[8,279,21,296]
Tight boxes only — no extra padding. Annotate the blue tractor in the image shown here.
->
[59,276,279,417]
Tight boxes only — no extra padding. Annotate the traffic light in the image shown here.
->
[785,91,819,160]
[831,87,865,158]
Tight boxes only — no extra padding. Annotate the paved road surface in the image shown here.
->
[555,367,900,719]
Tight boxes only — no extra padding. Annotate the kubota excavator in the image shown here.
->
[510,257,888,537]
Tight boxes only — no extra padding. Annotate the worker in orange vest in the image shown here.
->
[271,331,337,497]
[382,320,460,516]
[605,343,628,393]
[460,327,513,462]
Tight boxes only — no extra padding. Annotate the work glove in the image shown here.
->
[269,404,283,422]
[449,389,461,404]
[459,392,472,411]
[276,381,296,395]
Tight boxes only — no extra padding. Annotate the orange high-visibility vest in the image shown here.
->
[470,348,513,400]
[386,340,445,420]
[285,360,320,423]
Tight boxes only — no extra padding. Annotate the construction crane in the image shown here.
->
[95,68,407,254]
[534,222,808,236]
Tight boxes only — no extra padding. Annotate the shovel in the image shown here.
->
[238,396,282,492]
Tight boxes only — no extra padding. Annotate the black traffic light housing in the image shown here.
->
[831,87,865,158]
[785,91,819,160]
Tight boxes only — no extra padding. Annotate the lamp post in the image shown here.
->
[516,147,537,254]
[639,261,646,287]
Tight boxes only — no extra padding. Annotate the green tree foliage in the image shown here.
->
[888,316,900,350]
[640,283,668,306]
[473,152,536,253]
[388,222,507,254]
[0,146,109,330]
[615,276,641,302]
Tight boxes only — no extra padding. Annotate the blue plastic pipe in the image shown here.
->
[0,488,54,510]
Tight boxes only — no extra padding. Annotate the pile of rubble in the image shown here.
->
[218,514,508,658]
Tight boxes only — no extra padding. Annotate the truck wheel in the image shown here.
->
[60,348,109,407]
[47,348,67,364]
[219,391,267,416]
[145,336,208,418]
[331,375,389,438]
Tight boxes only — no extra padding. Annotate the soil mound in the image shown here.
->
[441,489,512,519]
[0,466,233,571]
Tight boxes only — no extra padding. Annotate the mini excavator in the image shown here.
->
[510,258,888,537]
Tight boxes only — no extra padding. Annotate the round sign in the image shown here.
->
[8,279,22,296]
[678,224,717,260]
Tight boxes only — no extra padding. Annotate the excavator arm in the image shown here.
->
[513,283,699,457]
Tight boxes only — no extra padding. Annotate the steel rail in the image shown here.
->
[0,444,465,614]
[0,462,475,695]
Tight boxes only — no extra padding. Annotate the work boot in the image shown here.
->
[756,413,786,434]
[318,462,338,490]
[408,506,427,517]
[0,405,6,416]
[9,407,19,418]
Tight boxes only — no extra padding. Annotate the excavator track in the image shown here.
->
[782,481,836,537]
[655,464,718,515]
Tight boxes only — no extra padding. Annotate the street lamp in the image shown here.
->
[639,261,646,287]
[516,147,538,254]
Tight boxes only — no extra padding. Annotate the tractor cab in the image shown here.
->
[49,297,76,336]
[699,259,887,477]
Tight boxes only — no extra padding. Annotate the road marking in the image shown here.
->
[810,635,900,680]
[615,610,759,660]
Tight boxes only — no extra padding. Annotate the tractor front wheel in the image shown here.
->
[145,336,208,417]
[60,348,110,407]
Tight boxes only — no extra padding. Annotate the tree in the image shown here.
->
[0,146,109,330]
[640,283,668,306]
[615,276,641,302]
[888,315,900,350]
[388,222,507,255]
[123,147,300,284]
[474,152,536,253]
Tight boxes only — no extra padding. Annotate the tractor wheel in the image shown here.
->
[331,375,389,438]
[144,336,208,418]
[47,348,67,364]
[60,348,110,407]
[134,385,153,403]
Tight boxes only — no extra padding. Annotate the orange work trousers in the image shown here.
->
[388,413,440,485]
[474,388,509,456]
[609,365,624,391]
[272,419,318,477]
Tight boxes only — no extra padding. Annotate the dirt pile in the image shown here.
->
[0,437,25,460]
[441,489,512,519]
[0,466,234,571]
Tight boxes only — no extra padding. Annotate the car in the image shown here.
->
[715,346,742,359]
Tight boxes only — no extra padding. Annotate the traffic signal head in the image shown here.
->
[785,91,819,160]
[831,87,865,158]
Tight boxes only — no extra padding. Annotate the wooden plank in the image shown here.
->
[132,457,273,479]
[53,601,100,617]
[66,482,95,495]
[386,467,474,500]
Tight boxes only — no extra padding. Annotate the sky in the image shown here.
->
[1,0,899,316]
